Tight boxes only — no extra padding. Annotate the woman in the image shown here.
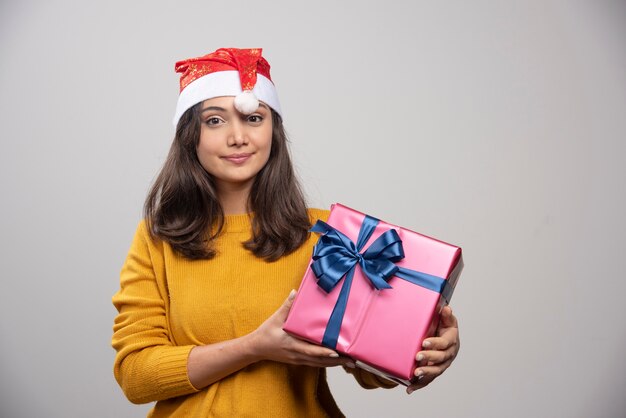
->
[112,48,460,417]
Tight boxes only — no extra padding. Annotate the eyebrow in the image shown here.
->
[201,103,270,113]
[201,106,226,113]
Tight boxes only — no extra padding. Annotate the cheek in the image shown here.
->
[259,127,273,156]
[196,142,219,172]
[259,141,272,166]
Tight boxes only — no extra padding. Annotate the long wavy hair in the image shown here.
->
[144,102,311,261]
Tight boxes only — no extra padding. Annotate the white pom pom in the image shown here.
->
[234,91,259,114]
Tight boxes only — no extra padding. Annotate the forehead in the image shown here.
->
[202,96,234,106]
[201,96,270,112]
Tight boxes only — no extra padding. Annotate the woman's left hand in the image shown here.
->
[406,305,459,394]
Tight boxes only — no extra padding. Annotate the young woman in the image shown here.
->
[112,48,460,417]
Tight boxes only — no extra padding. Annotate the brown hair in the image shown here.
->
[144,103,311,261]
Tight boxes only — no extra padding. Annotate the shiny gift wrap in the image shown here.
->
[283,203,463,385]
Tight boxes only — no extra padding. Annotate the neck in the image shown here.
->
[216,181,253,215]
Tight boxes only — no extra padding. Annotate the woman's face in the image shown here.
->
[196,96,273,194]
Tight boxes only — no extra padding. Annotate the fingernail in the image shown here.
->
[407,387,414,394]
[417,375,424,381]
[422,340,431,348]
[414,368,424,377]
[288,289,296,300]
[346,361,356,368]
[416,353,424,362]
[328,352,339,358]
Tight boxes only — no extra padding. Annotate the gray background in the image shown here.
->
[1,0,624,417]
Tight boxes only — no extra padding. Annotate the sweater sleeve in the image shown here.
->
[111,221,199,404]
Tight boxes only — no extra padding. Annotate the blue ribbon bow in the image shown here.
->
[310,215,449,349]
[311,216,404,292]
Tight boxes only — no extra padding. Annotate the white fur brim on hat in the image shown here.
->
[172,71,282,126]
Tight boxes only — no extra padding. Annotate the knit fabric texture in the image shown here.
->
[112,208,394,417]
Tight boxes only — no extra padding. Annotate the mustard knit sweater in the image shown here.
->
[112,209,394,418]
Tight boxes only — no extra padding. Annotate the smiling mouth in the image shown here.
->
[222,153,252,164]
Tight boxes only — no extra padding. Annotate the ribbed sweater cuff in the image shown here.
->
[157,345,199,396]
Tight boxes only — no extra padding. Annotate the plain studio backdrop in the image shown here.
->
[1,1,624,417]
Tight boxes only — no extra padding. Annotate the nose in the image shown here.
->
[227,119,248,147]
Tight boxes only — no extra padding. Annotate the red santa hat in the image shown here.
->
[172,48,282,126]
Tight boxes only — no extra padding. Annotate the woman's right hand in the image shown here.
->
[249,290,354,368]
[188,290,350,390]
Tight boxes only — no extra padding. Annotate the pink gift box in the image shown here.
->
[283,203,463,385]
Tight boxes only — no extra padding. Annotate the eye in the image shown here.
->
[247,114,263,124]
[205,117,224,126]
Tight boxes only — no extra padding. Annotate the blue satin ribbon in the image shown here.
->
[310,216,448,349]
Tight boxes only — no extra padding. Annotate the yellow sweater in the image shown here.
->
[112,209,393,418]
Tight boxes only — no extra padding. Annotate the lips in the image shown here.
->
[222,153,252,164]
